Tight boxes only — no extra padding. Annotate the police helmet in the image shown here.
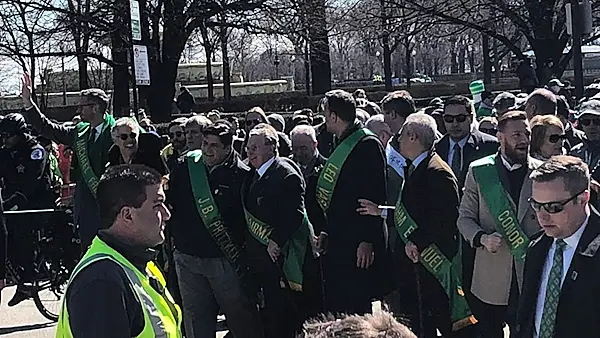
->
[0,113,28,135]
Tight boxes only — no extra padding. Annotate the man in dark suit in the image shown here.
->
[514,155,600,338]
[391,113,464,337]
[243,123,313,338]
[316,89,387,315]
[436,95,499,189]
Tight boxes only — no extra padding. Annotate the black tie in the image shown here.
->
[451,143,462,175]
[404,159,413,178]
[89,127,97,143]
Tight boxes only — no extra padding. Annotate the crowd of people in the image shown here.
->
[0,71,599,338]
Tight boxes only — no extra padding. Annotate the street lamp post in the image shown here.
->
[571,0,584,99]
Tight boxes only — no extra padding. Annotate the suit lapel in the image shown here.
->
[436,136,450,162]
[517,159,535,222]
[494,155,518,211]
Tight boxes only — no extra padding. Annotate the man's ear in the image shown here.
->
[119,206,134,228]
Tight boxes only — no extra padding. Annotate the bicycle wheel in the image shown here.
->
[32,253,69,321]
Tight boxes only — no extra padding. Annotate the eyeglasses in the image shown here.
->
[442,115,469,123]
[480,128,497,135]
[548,134,566,143]
[119,133,137,141]
[529,190,585,214]
[580,118,600,127]
[169,131,183,138]
[245,119,262,127]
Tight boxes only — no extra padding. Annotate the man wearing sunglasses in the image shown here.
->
[514,155,600,338]
[162,117,188,171]
[21,74,115,251]
[458,111,542,338]
[570,100,600,181]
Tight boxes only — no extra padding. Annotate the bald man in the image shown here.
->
[525,88,557,120]
[365,115,393,146]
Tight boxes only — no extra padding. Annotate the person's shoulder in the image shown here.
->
[234,154,251,172]
[68,259,131,297]
[29,143,46,161]
[471,129,498,144]
[528,156,544,169]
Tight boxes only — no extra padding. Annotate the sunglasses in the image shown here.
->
[443,115,469,123]
[548,134,566,144]
[529,190,585,214]
[480,128,497,135]
[580,118,600,127]
[119,133,137,141]
[245,119,262,126]
[169,131,184,138]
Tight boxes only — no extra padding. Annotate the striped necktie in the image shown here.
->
[539,239,567,338]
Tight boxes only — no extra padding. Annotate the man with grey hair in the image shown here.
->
[21,72,115,249]
[365,114,393,146]
[360,113,473,336]
[184,115,212,151]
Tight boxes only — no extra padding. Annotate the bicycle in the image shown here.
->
[4,205,80,321]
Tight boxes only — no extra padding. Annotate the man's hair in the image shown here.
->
[321,90,356,122]
[381,90,416,118]
[301,311,416,338]
[97,165,164,230]
[202,120,235,147]
[249,123,279,153]
[185,115,212,131]
[556,95,571,119]
[290,124,317,142]
[401,113,437,150]
[111,117,140,141]
[168,117,188,131]
[526,88,558,116]
[80,88,110,114]
[355,108,370,123]
[530,155,590,195]
[246,106,268,123]
[530,115,564,155]
[353,88,367,99]
[497,110,528,132]
[443,95,475,117]
[365,114,386,131]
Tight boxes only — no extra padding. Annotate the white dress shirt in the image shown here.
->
[501,155,523,171]
[534,216,588,337]
[257,156,275,178]
[91,123,103,142]
[411,151,430,170]
[448,136,468,170]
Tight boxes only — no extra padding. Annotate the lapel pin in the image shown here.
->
[571,270,578,281]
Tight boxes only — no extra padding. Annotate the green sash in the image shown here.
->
[394,182,476,331]
[73,114,115,198]
[186,150,243,275]
[316,128,374,212]
[244,206,312,292]
[471,154,530,263]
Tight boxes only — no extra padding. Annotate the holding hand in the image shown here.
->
[481,232,502,253]
[316,232,328,254]
[405,241,419,263]
[267,240,281,262]
[356,199,381,216]
[356,242,374,269]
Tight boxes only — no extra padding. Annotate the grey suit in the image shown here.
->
[458,155,542,306]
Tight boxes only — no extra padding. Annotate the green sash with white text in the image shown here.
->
[244,207,312,292]
[394,182,476,331]
[73,114,115,198]
[471,154,530,263]
[186,150,243,275]
[316,128,374,213]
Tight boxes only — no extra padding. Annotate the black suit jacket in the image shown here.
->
[435,129,499,189]
[290,151,328,234]
[513,210,600,338]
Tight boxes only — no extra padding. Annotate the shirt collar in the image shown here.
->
[559,214,588,250]
[501,154,523,171]
[257,156,276,178]
[411,151,429,169]
[94,122,104,134]
[449,135,469,149]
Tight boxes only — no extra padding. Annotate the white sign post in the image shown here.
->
[130,0,141,41]
[133,45,150,86]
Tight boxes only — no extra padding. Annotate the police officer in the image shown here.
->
[0,113,55,306]
[56,164,182,338]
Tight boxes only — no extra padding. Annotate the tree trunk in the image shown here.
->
[304,42,311,95]
[482,33,491,84]
[383,39,393,91]
[112,0,131,117]
[309,0,331,94]
[200,22,214,101]
[458,43,466,73]
[220,18,231,101]
[405,40,412,90]
[450,38,458,73]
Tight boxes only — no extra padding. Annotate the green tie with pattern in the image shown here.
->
[539,239,567,338]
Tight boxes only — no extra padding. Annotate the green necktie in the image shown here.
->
[539,239,568,338]
[451,143,462,176]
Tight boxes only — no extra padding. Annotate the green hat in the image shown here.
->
[470,80,485,103]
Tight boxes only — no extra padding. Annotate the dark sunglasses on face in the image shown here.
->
[245,119,261,126]
[580,118,600,127]
[119,133,137,141]
[169,131,183,138]
[529,190,585,214]
[480,128,497,135]
[442,115,469,123]
[548,134,566,143]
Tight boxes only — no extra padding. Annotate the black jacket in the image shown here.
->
[435,129,499,190]
[107,133,169,175]
[315,122,335,158]
[564,123,586,153]
[0,189,5,280]
[168,151,250,257]
[513,210,600,338]
[66,232,156,338]
[290,151,328,234]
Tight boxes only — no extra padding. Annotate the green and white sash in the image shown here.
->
[394,181,476,331]
[186,150,243,275]
[316,128,374,212]
[471,154,530,263]
[73,114,115,197]
[244,206,312,292]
